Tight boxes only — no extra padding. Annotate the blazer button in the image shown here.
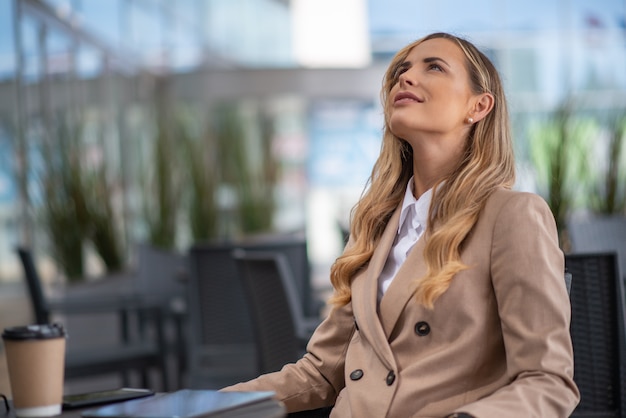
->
[350,369,364,381]
[386,370,395,386]
[415,321,431,336]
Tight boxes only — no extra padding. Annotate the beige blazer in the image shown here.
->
[225,188,580,417]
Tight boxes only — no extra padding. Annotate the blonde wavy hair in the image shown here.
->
[329,32,515,308]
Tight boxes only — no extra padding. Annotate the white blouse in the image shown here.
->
[377,177,433,303]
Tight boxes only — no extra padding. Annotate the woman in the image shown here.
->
[224,32,580,417]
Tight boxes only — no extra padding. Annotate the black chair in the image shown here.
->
[566,252,626,417]
[135,244,189,389]
[15,247,170,390]
[232,250,320,375]
[235,233,323,317]
[186,243,258,389]
[567,216,626,281]
[232,249,329,418]
[186,236,322,389]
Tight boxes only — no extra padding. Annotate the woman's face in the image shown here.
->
[387,38,477,146]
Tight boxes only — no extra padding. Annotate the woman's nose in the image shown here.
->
[399,70,415,86]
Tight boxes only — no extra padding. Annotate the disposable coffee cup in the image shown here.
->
[2,324,66,417]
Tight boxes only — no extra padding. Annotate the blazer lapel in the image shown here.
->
[378,229,428,338]
[351,205,402,370]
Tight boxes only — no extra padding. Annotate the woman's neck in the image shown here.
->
[410,136,464,198]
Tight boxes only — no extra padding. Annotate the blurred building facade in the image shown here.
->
[0,0,625,287]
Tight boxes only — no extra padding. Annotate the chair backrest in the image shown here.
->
[187,243,255,347]
[16,247,50,324]
[186,242,258,388]
[232,249,303,375]
[135,244,188,310]
[568,216,626,279]
[186,237,315,387]
[187,236,313,348]
[566,252,626,417]
[236,234,317,317]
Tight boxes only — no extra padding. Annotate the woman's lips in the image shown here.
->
[394,91,423,104]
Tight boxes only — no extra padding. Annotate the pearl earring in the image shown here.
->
[467,117,474,124]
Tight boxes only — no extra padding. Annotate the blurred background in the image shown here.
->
[0,0,623,291]
[0,0,625,396]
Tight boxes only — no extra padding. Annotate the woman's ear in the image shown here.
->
[470,93,494,123]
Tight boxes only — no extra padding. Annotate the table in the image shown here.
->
[1,402,84,418]
[0,391,288,418]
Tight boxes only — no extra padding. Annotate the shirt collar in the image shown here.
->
[397,177,433,234]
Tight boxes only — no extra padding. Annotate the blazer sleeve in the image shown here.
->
[456,192,580,417]
[221,297,356,412]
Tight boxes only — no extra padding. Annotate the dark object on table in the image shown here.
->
[62,388,155,410]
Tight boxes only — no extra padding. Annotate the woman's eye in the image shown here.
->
[428,63,443,72]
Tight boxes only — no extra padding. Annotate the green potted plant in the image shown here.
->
[212,102,278,238]
[237,107,277,235]
[84,160,126,273]
[40,117,129,279]
[589,115,626,215]
[40,118,90,282]
[179,113,219,242]
[529,102,593,250]
[140,91,182,250]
